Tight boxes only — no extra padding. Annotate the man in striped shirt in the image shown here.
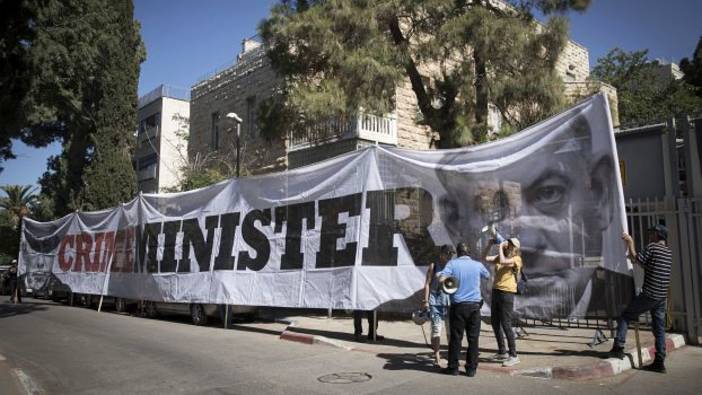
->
[610,224,672,373]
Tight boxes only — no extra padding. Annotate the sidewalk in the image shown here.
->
[242,311,686,381]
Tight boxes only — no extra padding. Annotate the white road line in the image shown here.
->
[12,369,43,395]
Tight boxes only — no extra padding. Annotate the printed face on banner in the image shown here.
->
[435,113,621,317]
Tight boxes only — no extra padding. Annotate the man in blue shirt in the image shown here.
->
[438,243,490,377]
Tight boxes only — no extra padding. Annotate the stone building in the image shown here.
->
[189,31,618,175]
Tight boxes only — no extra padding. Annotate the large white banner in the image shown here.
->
[19,94,634,318]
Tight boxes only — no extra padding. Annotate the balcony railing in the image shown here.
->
[288,112,397,151]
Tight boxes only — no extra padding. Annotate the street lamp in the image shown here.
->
[225,112,242,177]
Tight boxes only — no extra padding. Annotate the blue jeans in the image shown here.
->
[615,294,667,361]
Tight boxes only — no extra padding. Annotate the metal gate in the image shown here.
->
[626,196,702,345]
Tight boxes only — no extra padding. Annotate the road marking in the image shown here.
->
[12,369,43,395]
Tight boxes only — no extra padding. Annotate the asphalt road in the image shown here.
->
[1,299,701,395]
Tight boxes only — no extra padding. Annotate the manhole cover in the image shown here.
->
[317,372,372,384]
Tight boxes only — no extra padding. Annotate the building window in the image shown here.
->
[139,154,158,170]
[246,96,257,137]
[139,112,161,135]
[211,111,220,150]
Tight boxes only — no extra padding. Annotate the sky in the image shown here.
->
[1,0,701,189]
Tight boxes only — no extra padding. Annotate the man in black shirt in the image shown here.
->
[610,225,672,373]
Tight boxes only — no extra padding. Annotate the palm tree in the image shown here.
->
[0,185,37,226]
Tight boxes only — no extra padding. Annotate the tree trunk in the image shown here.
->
[474,50,489,143]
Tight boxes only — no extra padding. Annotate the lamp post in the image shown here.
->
[225,112,242,177]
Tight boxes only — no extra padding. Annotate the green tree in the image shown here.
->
[592,48,702,126]
[1,0,144,215]
[0,185,37,259]
[259,0,589,147]
[680,36,702,97]
[0,1,36,172]
[78,1,140,211]
[0,185,37,226]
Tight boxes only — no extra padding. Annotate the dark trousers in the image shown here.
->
[353,310,377,338]
[491,289,517,356]
[448,302,481,371]
[615,294,667,362]
[10,280,21,303]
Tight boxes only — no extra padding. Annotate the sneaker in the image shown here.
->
[491,352,509,361]
[466,369,477,377]
[609,345,625,360]
[643,360,666,374]
[502,356,521,367]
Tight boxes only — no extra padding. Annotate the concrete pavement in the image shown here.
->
[0,299,700,394]
[270,312,685,380]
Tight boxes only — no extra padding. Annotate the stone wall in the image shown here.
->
[190,44,287,176]
[556,40,590,82]
[564,80,620,128]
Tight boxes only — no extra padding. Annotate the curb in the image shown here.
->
[279,330,353,351]
[511,333,686,380]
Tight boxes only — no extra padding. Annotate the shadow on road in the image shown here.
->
[0,302,48,318]
[286,327,428,348]
[377,352,440,373]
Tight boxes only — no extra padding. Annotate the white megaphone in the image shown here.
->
[441,276,460,295]
[481,223,505,244]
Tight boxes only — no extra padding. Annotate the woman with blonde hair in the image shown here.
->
[482,237,522,367]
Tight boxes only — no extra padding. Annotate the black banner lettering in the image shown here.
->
[316,193,362,268]
[180,216,218,272]
[275,202,316,270]
[237,209,271,271]
[213,212,240,270]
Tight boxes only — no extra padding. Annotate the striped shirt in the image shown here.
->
[637,242,673,300]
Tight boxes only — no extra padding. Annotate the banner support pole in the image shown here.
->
[224,305,229,329]
[373,310,377,342]
[634,321,643,368]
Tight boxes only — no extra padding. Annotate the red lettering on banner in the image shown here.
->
[58,235,75,272]
[89,233,104,272]
[100,231,116,271]
[74,233,93,272]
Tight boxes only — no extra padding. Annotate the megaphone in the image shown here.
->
[441,276,460,295]
[481,223,505,244]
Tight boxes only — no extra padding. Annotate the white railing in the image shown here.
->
[288,112,397,151]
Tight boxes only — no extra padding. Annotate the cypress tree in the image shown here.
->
[79,1,141,210]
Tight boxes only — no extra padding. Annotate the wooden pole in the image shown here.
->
[634,321,643,368]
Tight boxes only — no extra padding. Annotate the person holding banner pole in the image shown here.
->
[422,244,454,365]
[610,226,672,373]
[482,238,523,367]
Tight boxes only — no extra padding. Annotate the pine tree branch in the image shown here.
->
[387,16,437,125]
